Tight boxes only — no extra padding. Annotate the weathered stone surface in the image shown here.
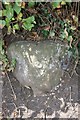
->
[7,40,72,95]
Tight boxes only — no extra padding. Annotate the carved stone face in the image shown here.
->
[7,40,72,96]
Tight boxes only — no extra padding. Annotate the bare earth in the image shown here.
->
[2,61,80,119]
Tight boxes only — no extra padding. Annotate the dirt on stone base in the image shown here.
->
[2,62,79,119]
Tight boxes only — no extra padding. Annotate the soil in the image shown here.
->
[1,32,80,119]
[2,63,79,119]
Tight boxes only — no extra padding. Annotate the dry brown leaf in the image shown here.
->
[69,36,73,48]
[27,8,37,14]
[42,26,50,31]
[64,28,68,37]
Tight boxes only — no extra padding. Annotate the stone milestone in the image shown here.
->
[7,40,72,95]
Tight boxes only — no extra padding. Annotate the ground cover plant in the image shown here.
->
[0,1,80,118]
[0,2,80,73]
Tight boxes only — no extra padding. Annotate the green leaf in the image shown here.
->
[28,2,35,8]
[61,0,66,5]
[52,2,60,8]
[0,20,6,29]
[3,10,6,16]
[0,40,4,52]
[60,32,66,39]
[67,36,72,42]
[23,16,35,23]
[5,4,14,20]
[5,18,11,27]
[0,10,2,17]
[42,30,49,38]
[22,16,36,31]
[8,25,12,34]
[13,24,19,30]
[11,58,16,68]
[17,12,22,20]
[12,17,15,20]
[52,0,62,8]
[8,58,16,72]
[49,30,55,38]
[22,22,34,31]
[15,0,22,3]
[15,0,22,6]
[13,3,21,14]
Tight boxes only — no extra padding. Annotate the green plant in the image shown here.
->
[59,19,78,58]
[0,39,8,71]
[0,39,16,72]
[0,2,36,34]
[52,0,72,9]
[60,20,75,40]
[22,16,36,31]
[28,1,35,8]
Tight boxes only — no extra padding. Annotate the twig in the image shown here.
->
[5,71,17,100]
[77,2,79,20]
[44,109,47,120]
[69,86,73,103]
[71,55,78,77]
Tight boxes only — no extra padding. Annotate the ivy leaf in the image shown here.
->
[22,22,34,31]
[52,0,62,8]
[17,12,22,20]
[52,2,60,8]
[42,30,49,38]
[5,18,11,27]
[13,24,19,30]
[22,16,36,31]
[61,1,66,5]
[0,10,2,17]
[9,58,16,72]
[0,20,6,29]
[13,3,21,14]
[5,4,14,20]
[7,25,12,35]
[22,16,35,23]
[28,2,35,8]
[60,32,67,39]
[49,30,55,38]
[3,10,6,16]
[0,40,4,52]
[68,35,73,42]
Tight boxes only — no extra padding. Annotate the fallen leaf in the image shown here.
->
[64,28,68,37]
[43,26,50,31]
[26,8,37,14]
[69,36,73,48]
[21,2,26,8]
